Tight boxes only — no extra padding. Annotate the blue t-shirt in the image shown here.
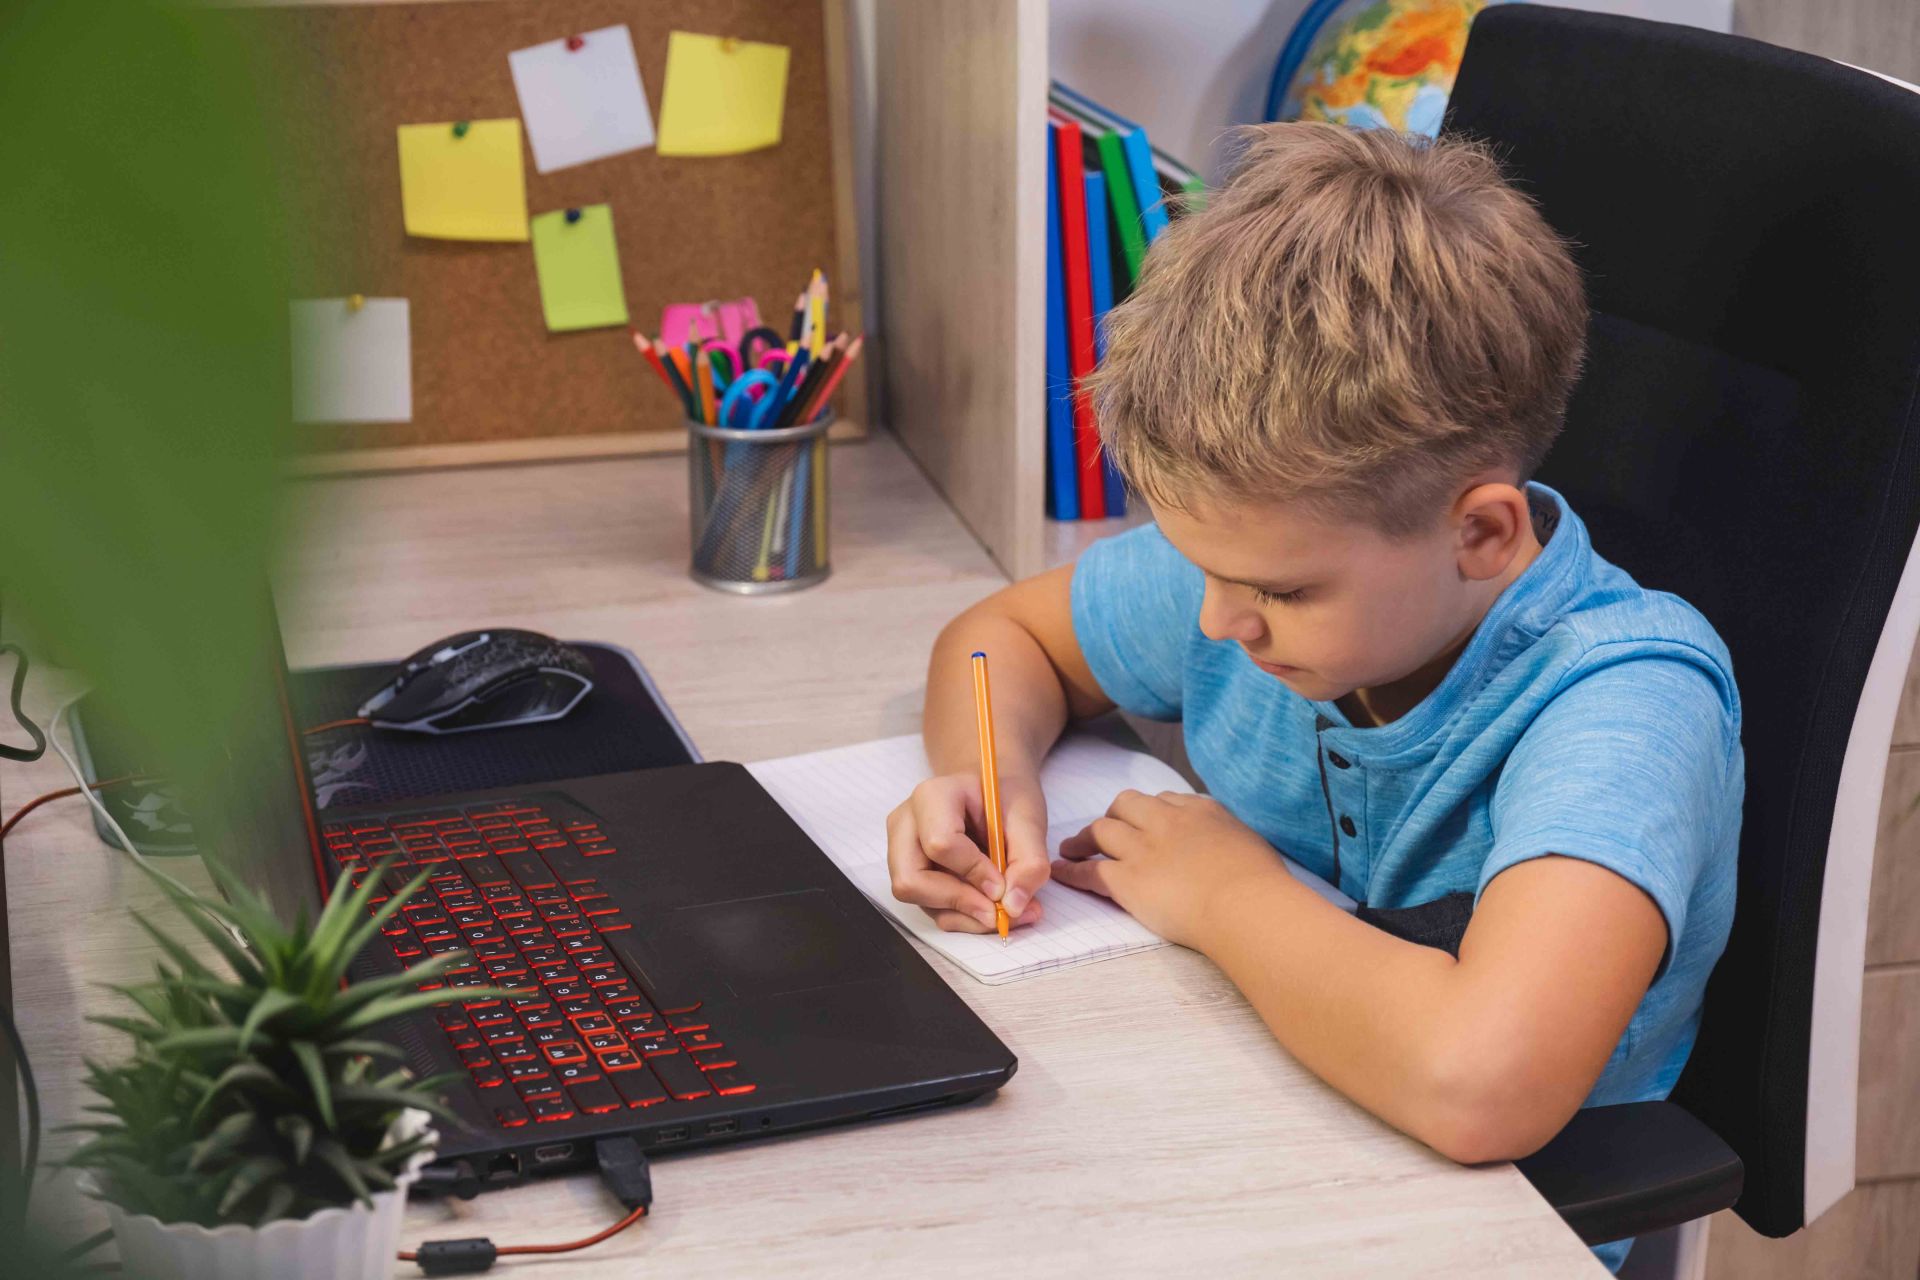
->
[1071,484,1741,1270]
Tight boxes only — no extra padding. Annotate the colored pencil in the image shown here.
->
[774,336,838,429]
[800,334,862,423]
[807,271,827,358]
[660,342,699,418]
[631,327,674,391]
[970,651,1011,942]
[695,348,718,425]
[786,291,806,355]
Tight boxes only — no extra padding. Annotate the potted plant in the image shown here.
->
[64,860,505,1280]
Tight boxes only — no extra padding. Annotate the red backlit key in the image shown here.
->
[612,1068,667,1108]
[568,1079,623,1116]
[649,1053,712,1100]
[458,1048,492,1069]
[502,852,556,892]
[569,1012,615,1034]
[587,1032,626,1053]
[541,1040,588,1066]
[528,1096,576,1124]
[678,1031,722,1052]
[471,1066,507,1090]
[494,1101,530,1128]
[703,1069,757,1097]
[540,846,596,886]
[665,1012,710,1034]
[553,1062,603,1088]
[597,1050,643,1072]
[591,911,632,934]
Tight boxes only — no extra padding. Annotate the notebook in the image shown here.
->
[747,732,1352,985]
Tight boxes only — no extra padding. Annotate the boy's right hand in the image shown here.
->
[885,772,1050,933]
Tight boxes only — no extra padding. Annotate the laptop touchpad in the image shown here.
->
[668,889,894,998]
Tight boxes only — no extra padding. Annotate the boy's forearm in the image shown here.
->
[924,605,1070,777]
[1192,869,1488,1156]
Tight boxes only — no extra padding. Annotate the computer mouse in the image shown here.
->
[357,629,595,734]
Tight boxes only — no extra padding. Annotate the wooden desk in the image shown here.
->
[3,434,1603,1276]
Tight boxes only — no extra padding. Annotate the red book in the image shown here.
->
[1049,111,1107,519]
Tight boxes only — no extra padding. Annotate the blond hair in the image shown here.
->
[1089,122,1587,535]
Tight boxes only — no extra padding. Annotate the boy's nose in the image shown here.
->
[1199,584,1264,645]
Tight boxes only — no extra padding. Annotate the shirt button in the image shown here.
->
[1339,815,1357,837]
[1328,752,1351,769]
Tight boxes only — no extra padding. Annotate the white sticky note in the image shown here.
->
[290,298,412,424]
[508,24,656,174]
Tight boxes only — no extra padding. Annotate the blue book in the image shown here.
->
[1051,81,1170,245]
[1044,126,1078,520]
[1083,171,1126,518]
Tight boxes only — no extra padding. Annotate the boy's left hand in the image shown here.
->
[1052,790,1291,948]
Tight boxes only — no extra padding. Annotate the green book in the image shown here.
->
[1048,93,1147,287]
[1153,147,1207,213]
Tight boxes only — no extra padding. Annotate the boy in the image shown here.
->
[885,124,1740,1271]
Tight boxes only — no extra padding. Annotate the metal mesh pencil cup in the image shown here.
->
[687,414,832,593]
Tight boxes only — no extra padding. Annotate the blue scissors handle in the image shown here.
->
[718,369,780,428]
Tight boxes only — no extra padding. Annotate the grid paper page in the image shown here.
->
[747,733,1351,985]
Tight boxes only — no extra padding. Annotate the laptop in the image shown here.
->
[203,615,1016,1189]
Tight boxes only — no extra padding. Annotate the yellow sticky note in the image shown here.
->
[530,205,629,332]
[657,32,791,157]
[396,119,529,241]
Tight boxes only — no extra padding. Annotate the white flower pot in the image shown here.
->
[83,1109,434,1280]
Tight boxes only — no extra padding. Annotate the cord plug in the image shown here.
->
[594,1136,653,1210]
[413,1237,498,1276]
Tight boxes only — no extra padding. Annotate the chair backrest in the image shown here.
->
[1445,6,1920,1237]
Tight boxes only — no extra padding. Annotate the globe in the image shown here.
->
[1282,0,1513,138]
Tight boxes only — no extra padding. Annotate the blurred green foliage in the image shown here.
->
[0,0,291,792]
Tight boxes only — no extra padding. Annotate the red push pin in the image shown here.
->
[565,33,585,51]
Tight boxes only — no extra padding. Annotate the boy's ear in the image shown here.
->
[1451,482,1533,582]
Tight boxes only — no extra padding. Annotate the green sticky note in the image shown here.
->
[396,119,529,241]
[530,204,630,332]
[657,31,790,156]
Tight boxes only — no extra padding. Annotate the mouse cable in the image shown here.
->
[0,774,145,843]
[302,716,368,735]
[0,643,48,763]
[399,1136,653,1276]
[0,995,41,1222]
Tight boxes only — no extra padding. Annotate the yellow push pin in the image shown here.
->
[720,35,740,53]
[347,293,366,313]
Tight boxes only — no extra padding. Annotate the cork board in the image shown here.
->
[233,0,862,458]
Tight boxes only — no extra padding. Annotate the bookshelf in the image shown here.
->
[873,0,1050,580]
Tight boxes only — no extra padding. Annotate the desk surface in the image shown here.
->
[4,434,1602,1276]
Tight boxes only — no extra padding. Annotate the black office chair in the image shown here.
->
[1440,6,1920,1249]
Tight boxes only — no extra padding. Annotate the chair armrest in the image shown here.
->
[1514,1101,1744,1244]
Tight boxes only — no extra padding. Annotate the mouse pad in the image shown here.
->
[293,644,698,809]
[71,643,699,832]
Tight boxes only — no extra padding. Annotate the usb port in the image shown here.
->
[532,1143,574,1164]
[706,1118,739,1136]
[655,1126,690,1144]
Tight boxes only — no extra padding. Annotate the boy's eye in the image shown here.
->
[1251,585,1306,606]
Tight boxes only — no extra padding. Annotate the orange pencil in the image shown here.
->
[970,651,1011,941]
[694,348,718,425]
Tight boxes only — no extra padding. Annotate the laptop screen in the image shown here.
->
[189,600,331,928]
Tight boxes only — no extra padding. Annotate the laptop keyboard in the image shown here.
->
[322,800,757,1129]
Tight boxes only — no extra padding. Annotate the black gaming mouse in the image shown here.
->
[357,629,595,734]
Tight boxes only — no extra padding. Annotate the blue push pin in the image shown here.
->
[565,208,583,225]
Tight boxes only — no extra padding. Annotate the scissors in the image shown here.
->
[737,325,786,370]
[699,341,739,386]
[718,368,780,428]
